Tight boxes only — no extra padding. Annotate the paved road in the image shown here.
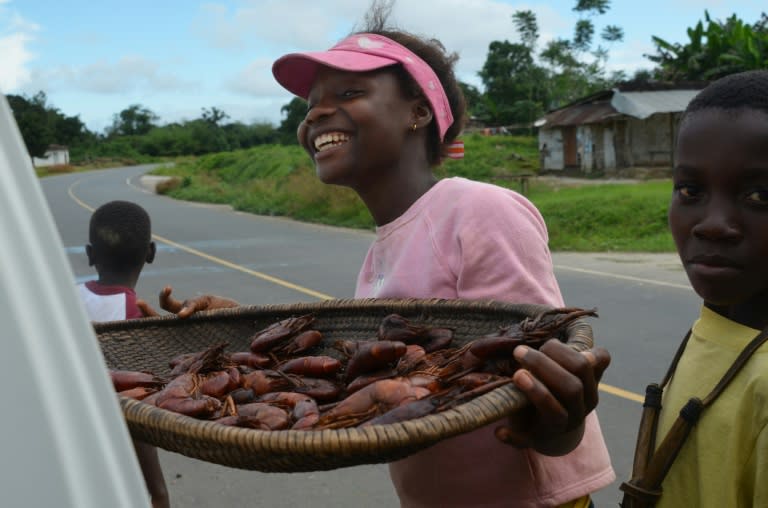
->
[42,165,700,507]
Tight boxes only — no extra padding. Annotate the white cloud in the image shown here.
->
[605,38,657,76]
[160,98,285,127]
[25,56,199,95]
[226,57,285,96]
[192,0,366,52]
[0,6,39,93]
[0,32,34,92]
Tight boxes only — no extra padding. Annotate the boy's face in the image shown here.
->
[670,108,768,309]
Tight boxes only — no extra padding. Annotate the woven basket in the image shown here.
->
[95,298,594,472]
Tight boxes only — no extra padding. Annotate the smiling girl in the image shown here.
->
[268,6,614,508]
[158,5,616,507]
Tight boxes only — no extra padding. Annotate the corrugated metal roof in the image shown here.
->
[536,87,703,128]
[534,101,619,128]
[611,90,701,119]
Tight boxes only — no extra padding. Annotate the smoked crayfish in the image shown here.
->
[113,307,596,430]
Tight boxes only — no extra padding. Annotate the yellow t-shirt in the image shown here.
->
[654,306,768,508]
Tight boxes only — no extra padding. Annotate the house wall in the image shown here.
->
[540,125,605,174]
[540,112,683,176]
[538,129,565,171]
[602,128,616,170]
[625,113,675,167]
[577,126,594,173]
[33,149,69,167]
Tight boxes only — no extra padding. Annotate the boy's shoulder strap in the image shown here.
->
[621,324,768,508]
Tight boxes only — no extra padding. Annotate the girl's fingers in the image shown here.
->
[589,347,612,384]
[511,367,572,432]
[512,340,607,428]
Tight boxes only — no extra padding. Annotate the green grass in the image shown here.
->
[149,134,677,252]
[529,181,674,252]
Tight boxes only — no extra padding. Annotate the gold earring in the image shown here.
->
[412,123,417,132]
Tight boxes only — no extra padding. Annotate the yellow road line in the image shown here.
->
[68,177,644,404]
[67,180,95,211]
[599,383,644,403]
[151,233,334,301]
[556,265,691,290]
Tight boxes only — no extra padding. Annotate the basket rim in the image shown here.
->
[94,297,563,332]
[99,297,595,469]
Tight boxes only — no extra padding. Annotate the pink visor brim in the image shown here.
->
[272,33,454,141]
[272,50,398,99]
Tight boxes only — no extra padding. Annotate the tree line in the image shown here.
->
[8,3,767,164]
[8,94,297,162]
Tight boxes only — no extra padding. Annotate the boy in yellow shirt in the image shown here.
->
[621,70,768,507]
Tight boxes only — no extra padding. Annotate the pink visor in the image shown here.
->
[272,33,454,141]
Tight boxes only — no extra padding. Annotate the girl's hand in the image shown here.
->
[494,339,611,456]
[158,285,240,319]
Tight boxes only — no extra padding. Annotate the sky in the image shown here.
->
[1,0,765,134]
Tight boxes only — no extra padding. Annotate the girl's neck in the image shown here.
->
[360,169,438,226]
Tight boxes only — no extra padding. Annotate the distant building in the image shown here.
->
[32,144,70,167]
[535,82,708,176]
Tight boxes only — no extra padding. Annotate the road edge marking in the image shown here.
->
[556,264,691,290]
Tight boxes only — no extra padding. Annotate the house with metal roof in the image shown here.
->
[534,82,708,176]
[32,144,70,167]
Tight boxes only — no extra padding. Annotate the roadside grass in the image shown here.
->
[148,134,676,252]
[529,181,674,252]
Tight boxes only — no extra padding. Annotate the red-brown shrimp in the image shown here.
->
[249,314,315,352]
[291,377,342,402]
[241,369,295,396]
[235,402,291,430]
[118,386,159,401]
[273,330,324,356]
[109,370,166,392]
[229,387,256,404]
[277,355,342,377]
[157,396,222,418]
[257,392,320,430]
[229,351,272,369]
[346,368,399,394]
[345,341,407,381]
[315,378,429,429]
[199,370,236,398]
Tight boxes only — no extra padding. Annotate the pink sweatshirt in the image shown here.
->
[356,177,614,507]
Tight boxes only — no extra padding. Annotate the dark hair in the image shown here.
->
[360,2,467,166]
[684,70,768,120]
[89,200,152,272]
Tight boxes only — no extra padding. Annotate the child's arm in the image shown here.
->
[136,299,160,317]
[158,286,240,318]
[494,339,611,456]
